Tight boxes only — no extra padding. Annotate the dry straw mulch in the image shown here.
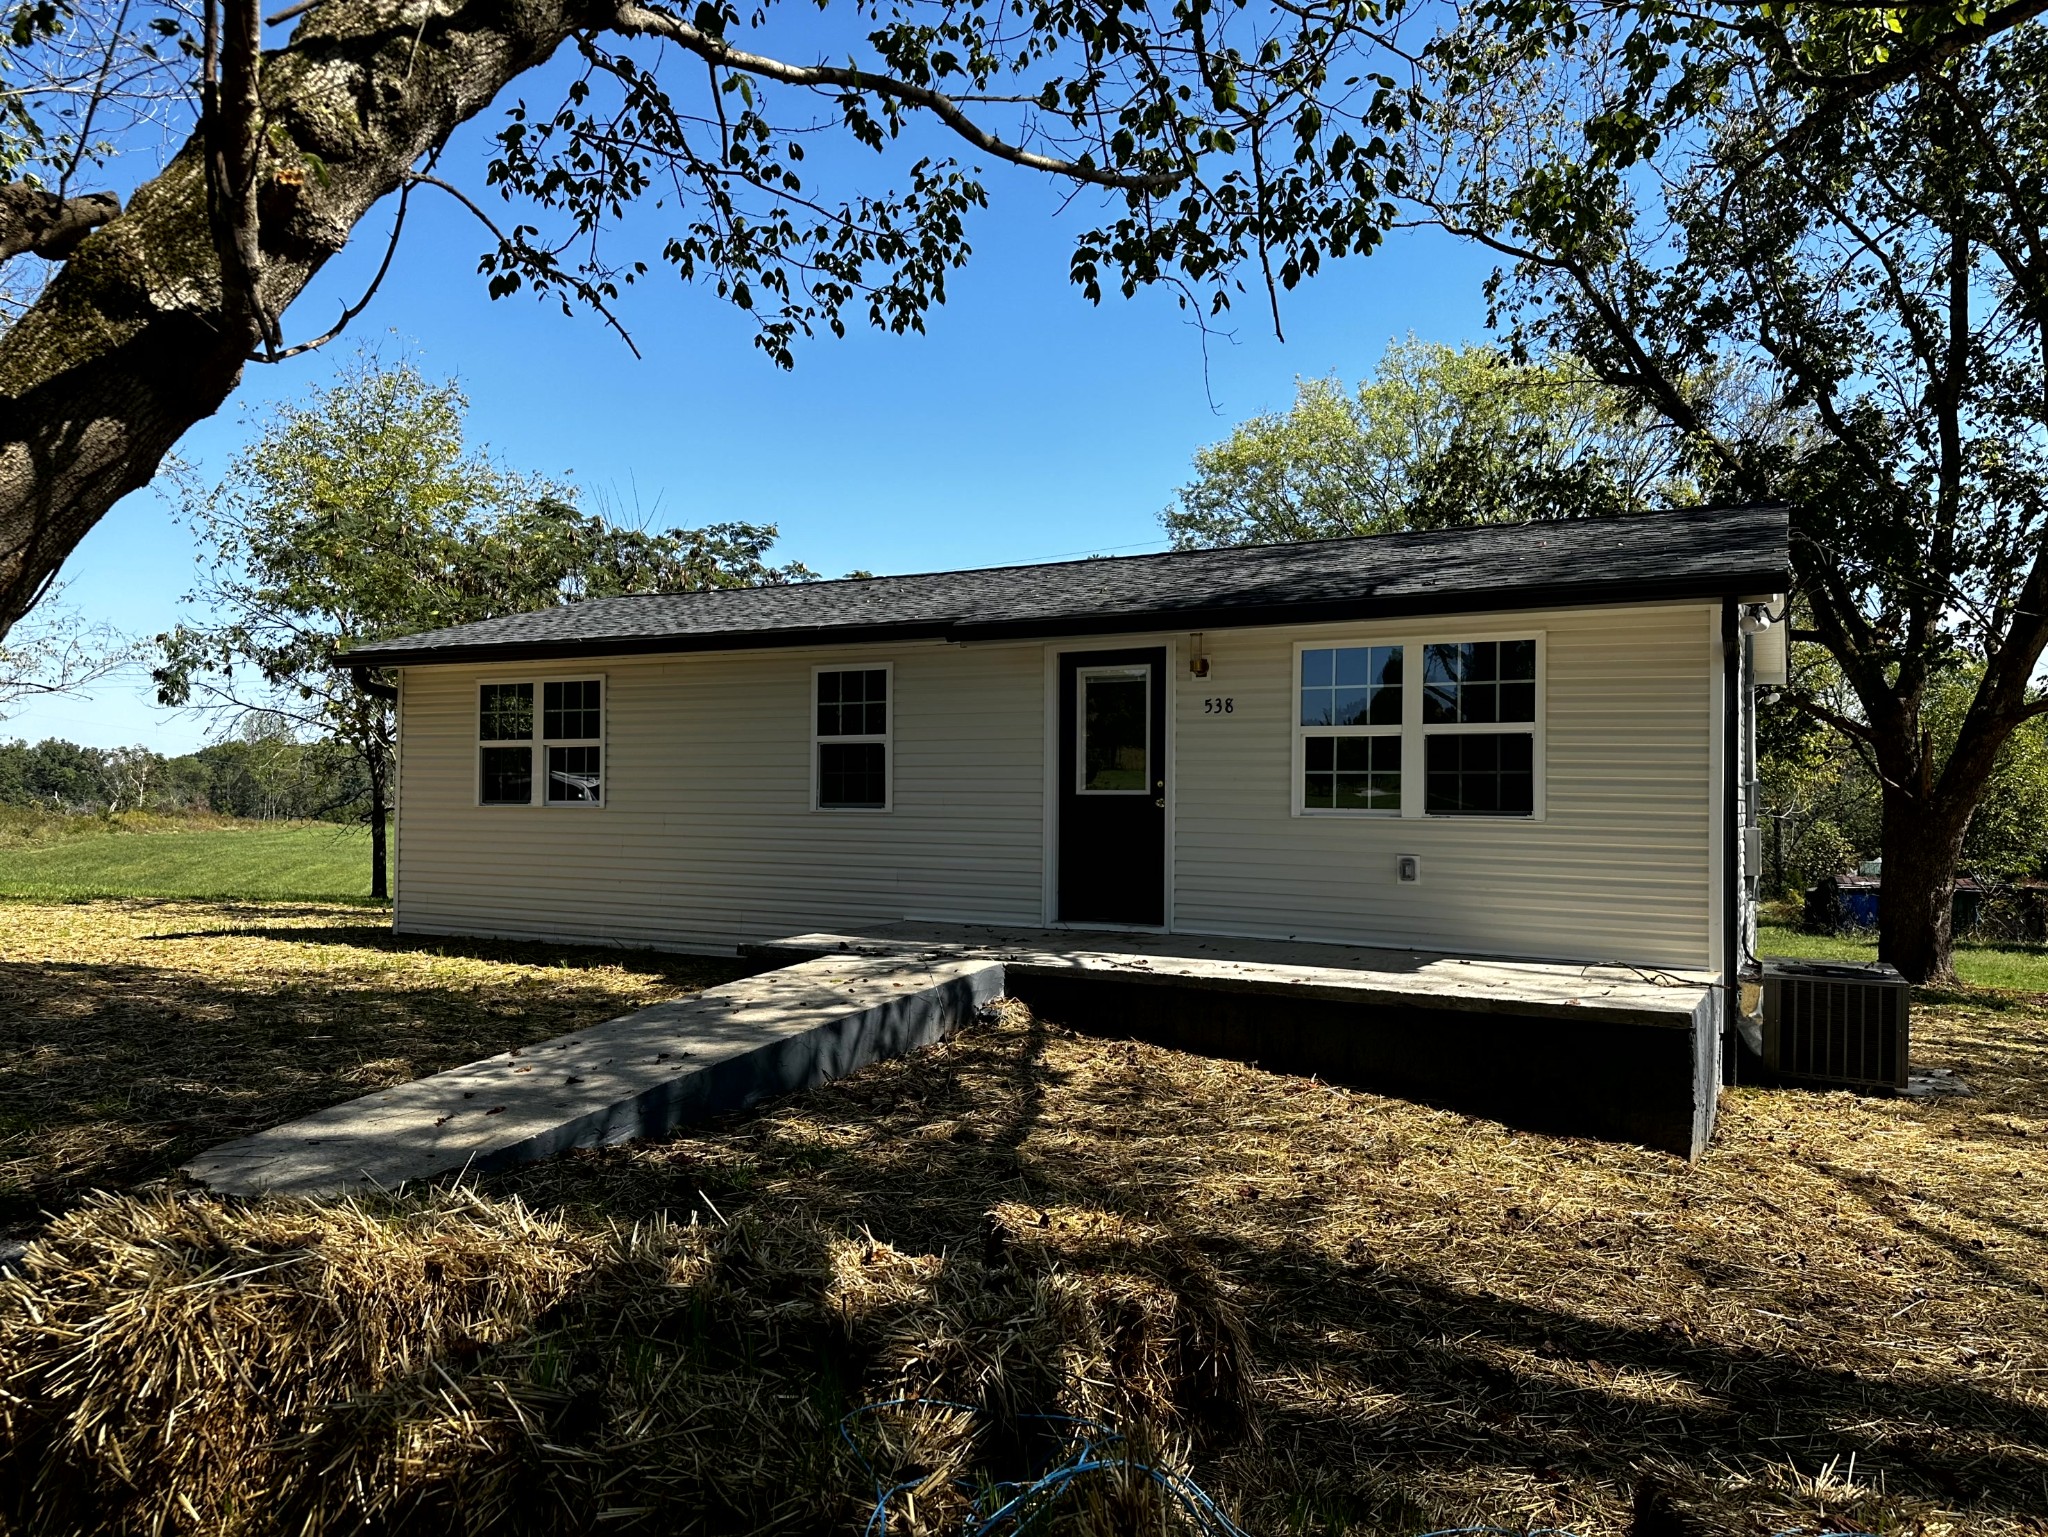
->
[0,901,745,1234]
[0,901,2044,1536]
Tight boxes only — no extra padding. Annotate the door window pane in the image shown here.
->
[1425,732,1534,816]
[546,745,602,803]
[479,683,533,741]
[1301,645,1401,726]
[480,745,533,805]
[544,680,601,740]
[1080,672,1149,792]
[819,741,887,808]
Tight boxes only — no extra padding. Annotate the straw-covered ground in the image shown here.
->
[1,901,2045,1536]
[0,901,746,1236]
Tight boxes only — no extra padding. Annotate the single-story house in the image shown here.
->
[346,504,1790,1147]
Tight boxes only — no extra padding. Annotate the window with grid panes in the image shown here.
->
[477,679,603,806]
[815,667,889,809]
[1295,638,1538,817]
[1297,645,1403,812]
[1420,641,1535,816]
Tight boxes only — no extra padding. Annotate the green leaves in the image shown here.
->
[1161,340,1687,549]
[459,0,1424,361]
[159,355,815,789]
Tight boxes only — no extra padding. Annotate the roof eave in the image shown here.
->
[344,619,962,670]
[345,565,1788,670]
[943,567,1793,643]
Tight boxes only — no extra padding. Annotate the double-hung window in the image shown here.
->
[1421,640,1536,816]
[1295,637,1540,818]
[1298,644,1403,811]
[815,666,890,810]
[478,679,604,806]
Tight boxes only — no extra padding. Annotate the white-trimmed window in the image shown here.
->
[1295,636,1540,818]
[478,678,604,806]
[814,665,890,810]
[1420,640,1536,817]
[1298,644,1403,812]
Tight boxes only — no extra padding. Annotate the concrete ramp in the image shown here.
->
[186,954,1004,1199]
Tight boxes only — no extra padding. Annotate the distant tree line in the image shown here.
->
[153,355,819,901]
[0,718,367,822]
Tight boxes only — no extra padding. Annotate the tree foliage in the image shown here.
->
[0,0,1430,634]
[1763,657,2048,925]
[1404,3,2048,979]
[0,0,2037,636]
[1163,338,1688,548]
[0,717,366,820]
[153,353,814,897]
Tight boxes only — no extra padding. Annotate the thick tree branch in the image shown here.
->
[255,175,414,362]
[203,0,278,352]
[0,185,121,260]
[0,0,598,639]
[608,1,1182,194]
[1783,690,1879,746]
[1771,0,2048,99]
[1731,0,2048,182]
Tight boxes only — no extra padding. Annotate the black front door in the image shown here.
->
[1057,647,1167,925]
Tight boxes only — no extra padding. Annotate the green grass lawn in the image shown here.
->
[1759,921,2048,990]
[0,819,375,903]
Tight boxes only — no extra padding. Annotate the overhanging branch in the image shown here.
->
[608,1,1183,194]
[1783,690,1879,746]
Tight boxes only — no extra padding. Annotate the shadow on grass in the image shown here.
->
[6,916,2045,1533]
[430,1009,2048,1535]
[0,941,749,1231]
[137,921,757,982]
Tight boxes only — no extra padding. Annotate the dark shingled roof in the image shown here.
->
[345,503,1789,668]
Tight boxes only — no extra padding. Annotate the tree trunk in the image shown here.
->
[1877,787,1972,983]
[369,754,389,902]
[0,0,592,636]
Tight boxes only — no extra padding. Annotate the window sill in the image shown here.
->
[1291,808,1544,821]
[475,802,608,810]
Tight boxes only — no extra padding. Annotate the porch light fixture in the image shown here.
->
[1189,634,1211,678]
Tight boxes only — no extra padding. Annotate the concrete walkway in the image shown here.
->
[186,952,1003,1198]
[186,922,1727,1196]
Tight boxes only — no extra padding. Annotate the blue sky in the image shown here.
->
[11,49,1497,753]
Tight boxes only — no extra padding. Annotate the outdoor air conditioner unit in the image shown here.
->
[1760,957,1910,1091]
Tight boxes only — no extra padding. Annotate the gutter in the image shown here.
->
[1721,596,1743,1072]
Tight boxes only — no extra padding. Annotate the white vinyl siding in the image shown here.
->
[391,599,1718,971]
[1172,603,1717,970]
[394,642,1046,952]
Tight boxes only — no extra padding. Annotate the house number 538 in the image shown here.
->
[1202,697,1235,714]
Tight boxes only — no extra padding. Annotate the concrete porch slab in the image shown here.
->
[749,924,1723,1158]
[745,923,1714,1028]
[185,953,1004,1199]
